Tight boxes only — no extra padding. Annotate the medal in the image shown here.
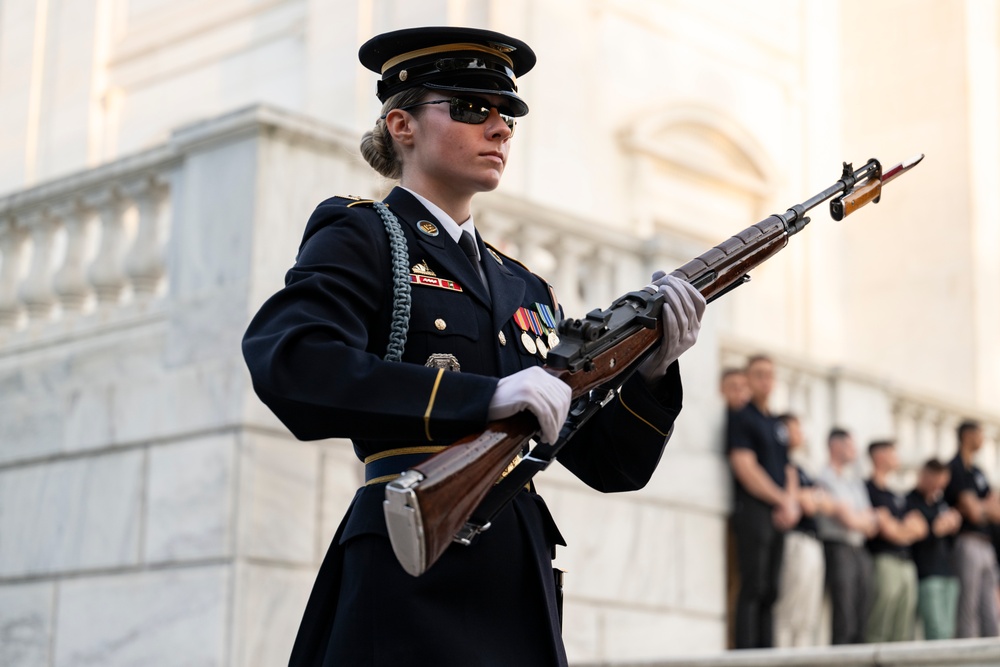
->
[521,331,538,355]
[535,303,561,351]
[526,309,548,359]
[513,308,538,355]
[536,336,548,359]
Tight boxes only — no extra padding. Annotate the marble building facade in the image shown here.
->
[0,1,998,665]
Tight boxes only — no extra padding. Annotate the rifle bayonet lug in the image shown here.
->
[867,158,883,204]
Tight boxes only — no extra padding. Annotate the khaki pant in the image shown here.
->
[773,531,825,647]
[954,533,1000,638]
[866,553,918,643]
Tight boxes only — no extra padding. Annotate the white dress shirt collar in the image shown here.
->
[400,187,480,261]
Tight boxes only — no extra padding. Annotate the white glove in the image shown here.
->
[637,271,706,382]
[487,366,572,444]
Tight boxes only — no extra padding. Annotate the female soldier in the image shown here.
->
[243,26,704,667]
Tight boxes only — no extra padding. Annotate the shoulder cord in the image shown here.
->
[373,202,411,362]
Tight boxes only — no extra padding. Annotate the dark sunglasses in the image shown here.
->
[390,96,517,135]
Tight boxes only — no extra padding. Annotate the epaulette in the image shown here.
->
[334,195,383,208]
[345,195,388,208]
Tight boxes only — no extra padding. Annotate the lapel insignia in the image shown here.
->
[488,247,504,265]
[425,353,461,372]
[417,220,440,237]
[410,259,436,276]
[409,275,463,292]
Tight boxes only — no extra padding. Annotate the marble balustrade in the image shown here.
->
[0,152,175,342]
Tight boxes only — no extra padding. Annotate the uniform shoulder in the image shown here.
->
[315,195,386,211]
[301,195,389,247]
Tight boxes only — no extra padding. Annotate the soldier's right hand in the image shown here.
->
[488,366,572,444]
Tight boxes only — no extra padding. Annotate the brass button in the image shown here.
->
[498,331,507,345]
[435,318,447,331]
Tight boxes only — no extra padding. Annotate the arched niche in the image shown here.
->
[619,105,778,249]
[620,104,800,352]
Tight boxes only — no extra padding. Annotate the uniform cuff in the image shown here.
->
[618,361,683,436]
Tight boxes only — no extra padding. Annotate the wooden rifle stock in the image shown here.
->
[397,325,662,575]
[385,153,924,576]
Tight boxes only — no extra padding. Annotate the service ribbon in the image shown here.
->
[527,309,543,336]
[537,303,558,330]
[513,307,531,333]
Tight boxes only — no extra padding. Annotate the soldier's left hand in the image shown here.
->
[637,271,706,382]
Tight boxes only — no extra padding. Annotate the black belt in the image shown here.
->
[363,447,525,488]
[363,447,446,485]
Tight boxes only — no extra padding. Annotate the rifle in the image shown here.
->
[384,154,924,576]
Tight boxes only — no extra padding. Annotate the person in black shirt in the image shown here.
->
[727,355,799,648]
[720,367,750,412]
[864,440,927,642]
[945,420,1000,638]
[907,458,962,639]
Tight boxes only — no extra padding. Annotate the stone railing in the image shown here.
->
[476,193,668,316]
[0,147,177,345]
[575,637,1000,667]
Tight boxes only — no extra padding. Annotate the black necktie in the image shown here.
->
[458,231,487,288]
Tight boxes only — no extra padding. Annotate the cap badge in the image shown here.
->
[418,220,440,237]
[399,70,408,81]
[487,41,516,53]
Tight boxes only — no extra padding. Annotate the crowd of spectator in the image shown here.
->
[723,356,999,648]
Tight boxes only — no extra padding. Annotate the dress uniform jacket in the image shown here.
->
[242,187,684,667]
